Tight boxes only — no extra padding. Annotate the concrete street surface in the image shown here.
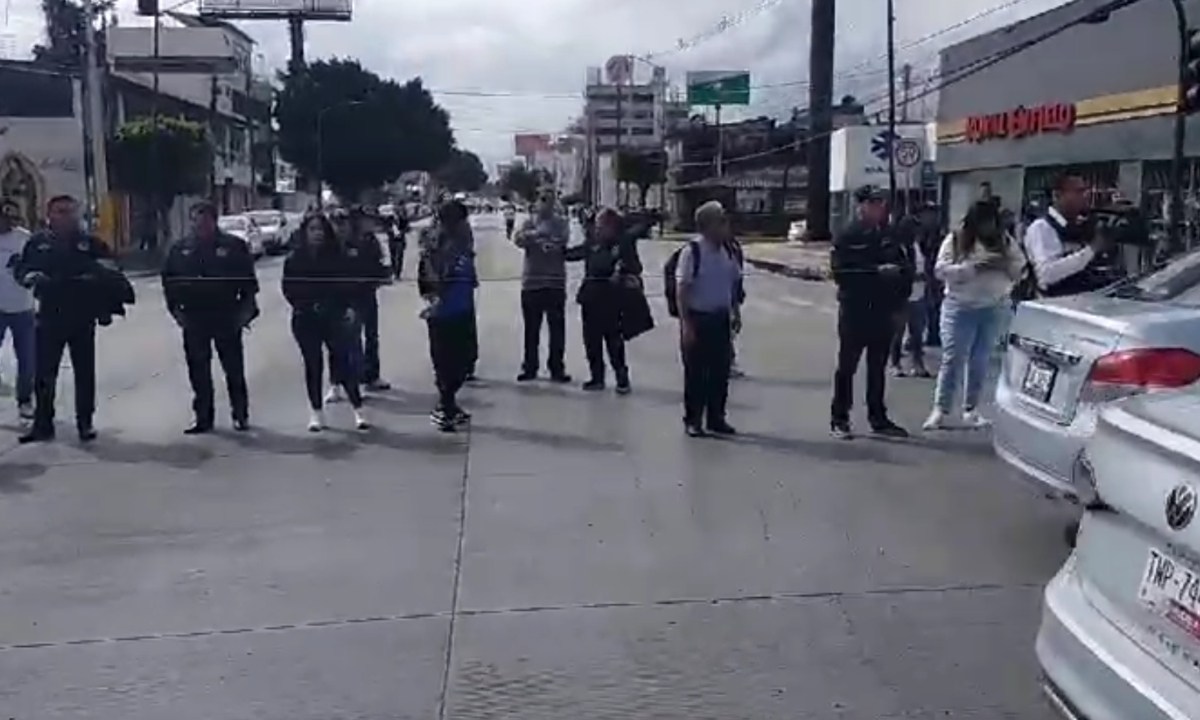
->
[0,214,1076,719]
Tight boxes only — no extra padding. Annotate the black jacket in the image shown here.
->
[12,230,131,323]
[161,232,258,319]
[342,232,388,303]
[830,220,912,311]
[282,242,356,317]
[567,231,643,305]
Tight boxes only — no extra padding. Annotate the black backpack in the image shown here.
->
[663,239,745,318]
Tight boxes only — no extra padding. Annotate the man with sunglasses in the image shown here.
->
[0,198,34,420]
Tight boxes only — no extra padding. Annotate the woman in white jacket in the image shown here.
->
[924,200,1026,430]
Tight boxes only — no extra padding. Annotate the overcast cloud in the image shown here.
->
[4,0,1068,170]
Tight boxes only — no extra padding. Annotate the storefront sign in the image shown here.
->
[966,103,1077,143]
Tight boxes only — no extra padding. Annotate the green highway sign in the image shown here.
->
[686,71,751,107]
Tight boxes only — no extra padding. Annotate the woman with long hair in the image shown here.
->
[566,207,642,393]
[923,200,1025,430]
[282,212,370,432]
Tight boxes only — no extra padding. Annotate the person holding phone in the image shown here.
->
[829,185,912,440]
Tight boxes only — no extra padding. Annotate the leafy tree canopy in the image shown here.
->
[32,0,113,69]
[275,59,455,202]
[436,148,488,193]
[615,150,666,206]
[109,116,210,205]
[499,165,550,203]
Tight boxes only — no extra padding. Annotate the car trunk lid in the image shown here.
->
[1005,295,1130,422]
[1077,393,1200,690]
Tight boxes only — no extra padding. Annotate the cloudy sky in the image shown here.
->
[3,0,1069,170]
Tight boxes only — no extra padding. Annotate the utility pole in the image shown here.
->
[81,0,109,233]
[901,63,912,123]
[209,74,220,207]
[806,0,835,242]
[614,78,623,207]
[886,0,898,215]
[149,7,161,248]
[288,17,305,71]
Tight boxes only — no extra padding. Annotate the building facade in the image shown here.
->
[936,0,1200,229]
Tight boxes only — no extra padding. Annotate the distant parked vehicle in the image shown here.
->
[218,215,264,258]
[1037,386,1200,720]
[787,220,807,243]
[994,247,1200,503]
[246,210,286,255]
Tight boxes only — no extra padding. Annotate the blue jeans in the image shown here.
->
[0,310,35,404]
[933,298,1005,413]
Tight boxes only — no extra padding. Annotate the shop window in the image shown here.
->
[1023,162,1120,214]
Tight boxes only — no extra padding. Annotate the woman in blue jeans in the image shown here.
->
[924,200,1025,430]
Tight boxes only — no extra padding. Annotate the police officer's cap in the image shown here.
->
[854,185,886,204]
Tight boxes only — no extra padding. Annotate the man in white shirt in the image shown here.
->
[0,198,35,419]
[1022,171,1114,297]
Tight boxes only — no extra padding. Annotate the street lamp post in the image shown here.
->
[315,99,367,203]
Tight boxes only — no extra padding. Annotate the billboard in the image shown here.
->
[514,134,551,159]
[197,0,352,20]
[686,71,750,107]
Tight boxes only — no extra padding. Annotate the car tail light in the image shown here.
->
[1081,348,1200,403]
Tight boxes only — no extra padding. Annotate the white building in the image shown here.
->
[828,123,938,229]
[583,65,688,154]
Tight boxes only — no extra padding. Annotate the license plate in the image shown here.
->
[1021,359,1057,402]
[1139,548,1200,640]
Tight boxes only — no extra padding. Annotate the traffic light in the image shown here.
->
[137,0,158,16]
[1182,28,1200,114]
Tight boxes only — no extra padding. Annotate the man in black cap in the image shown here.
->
[829,185,911,440]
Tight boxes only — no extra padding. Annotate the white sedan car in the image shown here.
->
[218,215,264,258]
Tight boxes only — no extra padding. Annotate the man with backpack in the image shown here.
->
[668,200,742,438]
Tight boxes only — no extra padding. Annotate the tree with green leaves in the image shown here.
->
[616,150,667,207]
[436,148,488,193]
[274,59,455,202]
[499,164,547,204]
[32,0,113,69]
[109,117,209,247]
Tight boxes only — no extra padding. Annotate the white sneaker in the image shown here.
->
[17,402,34,421]
[962,409,992,428]
[325,385,345,404]
[353,408,371,430]
[923,409,949,431]
[307,409,326,432]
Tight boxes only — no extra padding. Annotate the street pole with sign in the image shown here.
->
[886,0,898,215]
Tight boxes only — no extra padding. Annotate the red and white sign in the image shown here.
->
[966,103,1077,143]
[514,134,552,159]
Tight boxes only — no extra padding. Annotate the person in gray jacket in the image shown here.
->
[513,189,572,382]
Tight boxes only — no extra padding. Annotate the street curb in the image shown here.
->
[745,256,830,282]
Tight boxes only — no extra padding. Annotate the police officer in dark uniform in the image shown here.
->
[829,185,911,440]
[161,201,259,434]
[14,195,113,443]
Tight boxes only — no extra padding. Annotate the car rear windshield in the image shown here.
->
[1114,248,1200,303]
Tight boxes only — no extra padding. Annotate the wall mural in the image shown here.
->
[0,152,45,231]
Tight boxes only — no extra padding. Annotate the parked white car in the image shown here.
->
[1037,387,1200,720]
[246,210,286,255]
[218,215,264,258]
[787,220,807,243]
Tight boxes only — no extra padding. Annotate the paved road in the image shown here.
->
[0,215,1076,719]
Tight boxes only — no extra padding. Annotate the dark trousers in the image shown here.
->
[390,240,405,279]
[925,280,944,346]
[521,287,566,374]
[682,310,732,426]
[358,292,381,383]
[33,317,96,431]
[466,308,478,376]
[581,300,626,382]
[182,317,249,425]
[294,312,362,410]
[831,304,893,426]
[889,298,928,368]
[428,314,473,410]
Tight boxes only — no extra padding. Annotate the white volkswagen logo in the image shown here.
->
[1166,484,1198,531]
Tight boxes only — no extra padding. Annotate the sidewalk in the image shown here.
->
[743,241,830,281]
